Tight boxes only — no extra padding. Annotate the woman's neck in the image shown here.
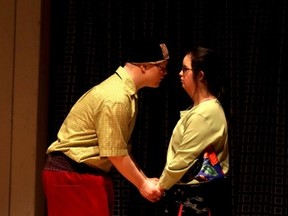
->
[193,94,215,106]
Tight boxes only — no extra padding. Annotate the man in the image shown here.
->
[42,39,169,216]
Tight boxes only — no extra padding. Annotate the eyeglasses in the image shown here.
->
[132,62,167,72]
[181,66,192,74]
[155,64,167,72]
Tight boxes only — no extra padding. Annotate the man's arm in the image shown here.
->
[108,155,161,202]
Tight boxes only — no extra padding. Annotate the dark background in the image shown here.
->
[46,0,287,215]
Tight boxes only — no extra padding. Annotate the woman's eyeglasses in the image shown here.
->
[181,66,192,74]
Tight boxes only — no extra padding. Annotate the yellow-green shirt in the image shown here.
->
[158,99,229,190]
[47,66,138,172]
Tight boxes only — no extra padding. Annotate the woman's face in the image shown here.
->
[179,54,196,96]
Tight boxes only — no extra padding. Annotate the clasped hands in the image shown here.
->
[139,177,165,202]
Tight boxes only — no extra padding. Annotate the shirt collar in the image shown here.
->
[116,66,137,99]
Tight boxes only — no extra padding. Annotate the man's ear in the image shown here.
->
[139,65,148,72]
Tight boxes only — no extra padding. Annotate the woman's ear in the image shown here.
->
[199,70,205,80]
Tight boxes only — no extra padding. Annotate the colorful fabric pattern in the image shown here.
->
[195,147,224,181]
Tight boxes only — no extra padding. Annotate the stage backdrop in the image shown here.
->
[47,0,287,215]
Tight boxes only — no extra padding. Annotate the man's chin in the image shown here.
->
[152,84,160,88]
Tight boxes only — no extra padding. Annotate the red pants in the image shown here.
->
[42,170,114,216]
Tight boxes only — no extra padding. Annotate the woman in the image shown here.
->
[157,47,231,216]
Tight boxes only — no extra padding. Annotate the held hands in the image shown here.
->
[139,178,163,202]
[156,183,165,197]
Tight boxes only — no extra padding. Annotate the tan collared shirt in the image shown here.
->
[47,66,138,172]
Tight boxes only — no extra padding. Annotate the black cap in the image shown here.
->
[126,38,169,63]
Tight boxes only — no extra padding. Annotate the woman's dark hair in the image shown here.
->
[189,47,222,96]
[188,47,231,123]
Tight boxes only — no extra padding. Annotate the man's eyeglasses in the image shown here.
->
[132,62,167,72]
[155,64,167,72]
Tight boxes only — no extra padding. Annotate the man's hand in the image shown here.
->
[139,178,162,202]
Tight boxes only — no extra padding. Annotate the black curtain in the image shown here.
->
[47,0,288,215]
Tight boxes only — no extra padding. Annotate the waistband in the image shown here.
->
[44,151,107,175]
